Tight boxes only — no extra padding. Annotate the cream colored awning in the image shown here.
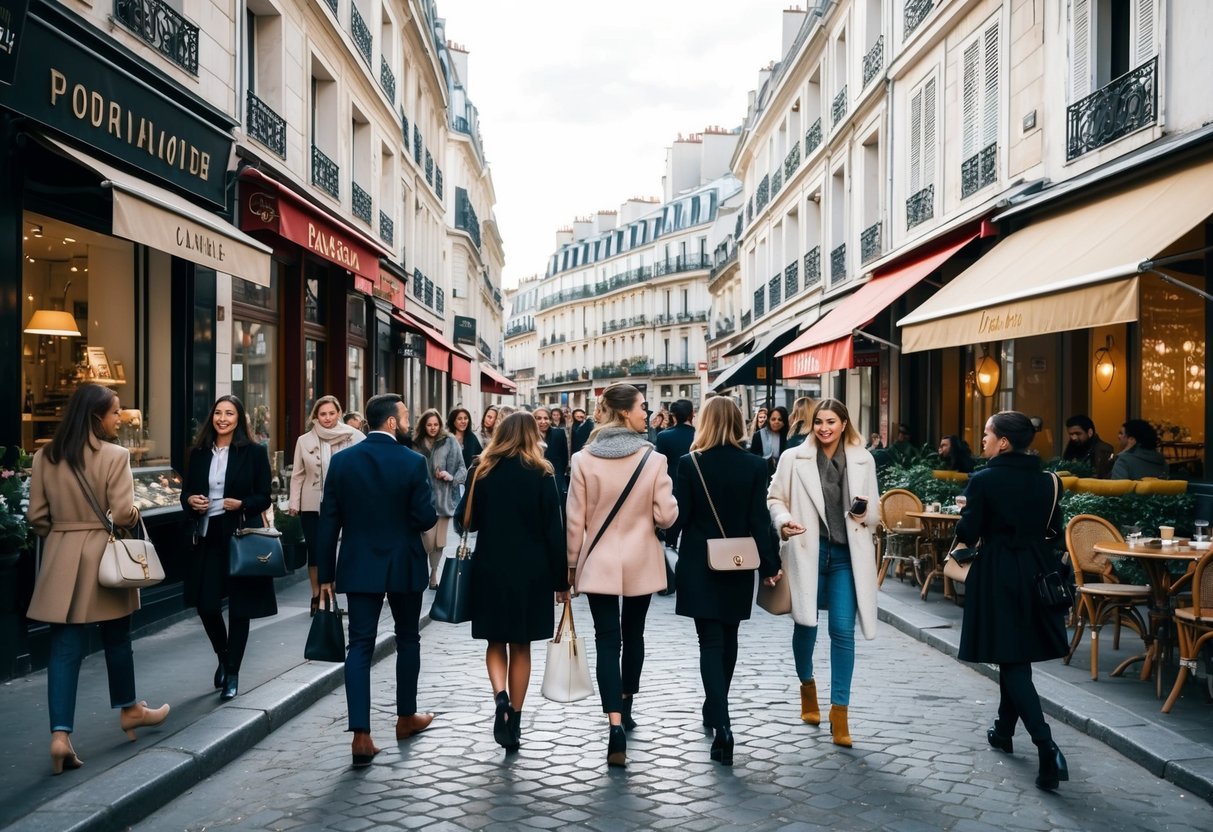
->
[45,138,272,286]
[898,155,1213,352]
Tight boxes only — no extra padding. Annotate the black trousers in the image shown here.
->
[586,593,652,714]
[695,618,740,729]
[345,591,423,733]
[996,662,1052,745]
[299,511,320,567]
[199,611,250,673]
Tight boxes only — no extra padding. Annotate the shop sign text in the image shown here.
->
[977,307,1024,336]
[307,223,361,272]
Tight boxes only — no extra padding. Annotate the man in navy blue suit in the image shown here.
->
[654,399,695,594]
[317,393,438,767]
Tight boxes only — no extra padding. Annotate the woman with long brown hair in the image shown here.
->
[447,406,482,471]
[27,383,170,773]
[413,409,467,589]
[455,413,567,751]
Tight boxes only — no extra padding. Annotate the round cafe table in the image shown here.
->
[905,511,961,601]
[1090,539,1203,698]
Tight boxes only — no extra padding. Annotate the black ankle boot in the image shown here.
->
[710,727,734,766]
[606,724,626,767]
[621,697,636,732]
[220,672,239,702]
[506,708,522,752]
[213,653,228,689]
[987,723,1014,754]
[1035,741,1068,791]
[493,691,512,748]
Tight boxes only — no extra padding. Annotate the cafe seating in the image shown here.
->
[1164,549,1213,712]
[1065,514,1150,681]
[877,489,927,587]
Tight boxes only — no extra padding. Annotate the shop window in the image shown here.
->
[1139,273,1205,454]
[347,346,365,414]
[232,268,279,454]
[304,338,325,419]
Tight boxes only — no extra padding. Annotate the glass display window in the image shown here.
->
[347,346,365,414]
[232,269,280,457]
[1139,273,1206,466]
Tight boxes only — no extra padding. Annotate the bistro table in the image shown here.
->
[905,511,961,601]
[1090,539,1204,699]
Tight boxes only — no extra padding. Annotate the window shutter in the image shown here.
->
[961,41,980,159]
[1071,0,1092,101]
[982,22,1000,149]
[909,88,923,192]
[923,77,937,188]
[1132,0,1156,67]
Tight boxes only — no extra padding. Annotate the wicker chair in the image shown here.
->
[1065,514,1150,681]
[877,489,927,587]
[1164,549,1213,712]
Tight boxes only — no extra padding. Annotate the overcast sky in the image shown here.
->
[442,0,795,288]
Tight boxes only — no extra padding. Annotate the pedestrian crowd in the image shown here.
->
[25,379,1073,793]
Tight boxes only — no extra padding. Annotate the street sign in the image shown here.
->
[453,315,476,346]
[697,361,708,371]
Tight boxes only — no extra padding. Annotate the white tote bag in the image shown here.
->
[541,601,594,703]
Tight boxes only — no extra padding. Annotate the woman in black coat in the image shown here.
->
[447,406,483,470]
[181,395,274,702]
[455,412,568,752]
[955,411,1069,791]
[670,397,781,766]
[533,407,569,492]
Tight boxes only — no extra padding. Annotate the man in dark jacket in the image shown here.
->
[1110,419,1169,480]
[534,407,569,493]
[1062,414,1115,478]
[317,394,438,767]
[654,399,695,592]
[571,411,595,456]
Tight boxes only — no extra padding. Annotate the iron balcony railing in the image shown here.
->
[784,142,801,180]
[709,248,738,283]
[539,285,595,311]
[435,167,443,201]
[413,125,422,164]
[741,310,752,329]
[246,91,286,159]
[323,0,337,14]
[653,311,709,326]
[832,86,849,127]
[379,210,393,246]
[505,321,536,339]
[768,274,782,309]
[350,5,372,66]
[830,244,847,285]
[1066,56,1158,162]
[734,212,743,240]
[413,270,424,299]
[805,117,823,157]
[380,56,396,102]
[860,222,882,264]
[351,182,372,224]
[436,287,444,314]
[653,253,712,276]
[711,318,736,341]
[772,165,783,197]
[113,0,199,75]
[862,35,885,88]
[453,116,471,134]
[455,188,481,249]
[756,175,770,213]
[753,287,765,319]
[593,364,629,380]
[906,185,935,229]
[423,277,434,308]
[784,260,800,298]
[961,142,998,198]
[401,110,410,144]
[804,246,821,290]
[653,363,696,377]
[425,150,433,186]
[539,334,568,347]
[602,316,648,334]
[905,0,934,39]
[311,145,339,198]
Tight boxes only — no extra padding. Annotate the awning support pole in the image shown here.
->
[1145,269,1213,303]
[1139,245,1213,270]
[852,328,901,351]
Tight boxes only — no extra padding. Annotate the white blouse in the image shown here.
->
[200,444,229,536]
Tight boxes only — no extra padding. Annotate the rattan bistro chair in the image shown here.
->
[1065,514,1150,681]
[877,489,927,587]
[1164,549,1213,712]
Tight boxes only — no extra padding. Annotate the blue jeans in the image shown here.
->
[792,538,857,706]
[48,618,138,733]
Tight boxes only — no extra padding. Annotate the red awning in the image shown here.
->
[238,168,389,281]
[777,233,979,378]
[481,364,517,395]
[451,353,472,385]
[393,310,471,373]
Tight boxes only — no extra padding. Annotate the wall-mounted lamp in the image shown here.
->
[974,347,1000,398]
[1093,336,1116,392]
[24,281,81,337]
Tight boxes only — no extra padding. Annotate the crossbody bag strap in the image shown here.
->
[71,465,114,535]
[1045,471,1060,536]
[689,451,727,538]
[584,447,652,560]
[462,467,480,530]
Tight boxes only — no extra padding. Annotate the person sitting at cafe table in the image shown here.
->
[1062,415,1114,478]
[938,435,975,473]
[1109,419,1168,480]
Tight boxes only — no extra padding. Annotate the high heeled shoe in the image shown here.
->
[213,652,228,690]
[800,680,820,725]
[987,726,1014,754]
[606,724,627,767]
[220,673,239,702]
[1035,741,1069,791]
[493,691,512,748]
[620,696,637,732]
[506,708,522,752]
[120,701,171,741]
[50,733,83,775]
[828,705,852,748]
[709,727,734,766]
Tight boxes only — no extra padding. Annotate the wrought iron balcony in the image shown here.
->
[961,143,998,198]
[832,86,848,127]
[379,210,394,246]
[453,116,471,134]
[653,363,696,377]
[380,56,396,101]
[784,142,801,180]
[505,321,536,339]
[435,167,443,201]
[602,316,648,334]
[734,212,743,240]
[711,317,736,341]
[860,222,882,264]
[1066,56,1158,162]
[830,244,847,285]
[351,182,372,224]
[455,188,481,249]
[436,287,445,314]
[756,175,770,213]
[653,254,712,277]
[804,246,821,290]
[862,35,885,88]
[425,151,433,186]
[784,260,800,298]
[593,363,629,380]
[423,277,434,308]
[113,0,199,75]
[753,287,766,319]
[906,185,934,229]
[772,166,783,197]
[413,125,422,164]
[905,0,934,39]
[805,118,823,157]
[323,0,336,15]
[401,110,410,144]
[768,275,782,309]
[746,197,753,226]
[350,5,372,67]
[741,310,752,330]
[412,269,424,299]
[246,91,286,159]
[311,145,339,198]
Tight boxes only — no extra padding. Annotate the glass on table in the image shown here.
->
[954,495,968,511]
[1122,525,1143,546]
[1194,519,1209,542]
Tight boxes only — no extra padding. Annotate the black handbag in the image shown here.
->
[304,595,346,662]
[431,471,478,624]
[1032,473,1073,612]
[229,525,287,578]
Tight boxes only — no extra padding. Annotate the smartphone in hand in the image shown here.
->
[849,496,869,515]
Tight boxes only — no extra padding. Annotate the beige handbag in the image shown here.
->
[73,468,165,589]
[943,551,972,583]
[689,452,760,571]
[541,601,594,702]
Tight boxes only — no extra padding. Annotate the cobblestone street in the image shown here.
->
[144,594,1198,831]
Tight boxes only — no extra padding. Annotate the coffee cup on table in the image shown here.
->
[1159,526,1175,542]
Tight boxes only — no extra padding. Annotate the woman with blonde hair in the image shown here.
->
[785,396,817,450]
[289,395,364,614]
[456,413,567,751]
[669,396,781,765]
[767,398,880,747]
[568,383,678,767]
[748,407,768,442]
[414,409,467,588]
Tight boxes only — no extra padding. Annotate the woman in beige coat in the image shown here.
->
[26,384,169,774]
[288,395,364,614]
[767,398,880,748]
[567,383,678,767]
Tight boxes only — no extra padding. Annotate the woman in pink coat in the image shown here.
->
[567,383,678,768]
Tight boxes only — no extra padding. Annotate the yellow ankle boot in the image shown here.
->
[829,705,852,747]
[799,681,820,725]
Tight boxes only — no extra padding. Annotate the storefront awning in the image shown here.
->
[710,317,802,391]
[451,353,472,385]
[777,233,978,377]
[481,364,517,395]
[393,310,472,373]
[44,138,272,286]
[898,155,1213,352]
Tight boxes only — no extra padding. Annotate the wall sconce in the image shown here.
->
[24,281,82,337]
[974,347,1000,398]
[1093,336,1116,392]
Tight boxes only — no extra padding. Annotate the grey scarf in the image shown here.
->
[586,426,651,459]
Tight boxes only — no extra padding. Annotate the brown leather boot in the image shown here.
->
[800,680,820,725]
[351,731,380,767]
[829,705,852,747]
[396,712,435,740]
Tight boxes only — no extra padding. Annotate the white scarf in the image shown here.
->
[312,422,363,485]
